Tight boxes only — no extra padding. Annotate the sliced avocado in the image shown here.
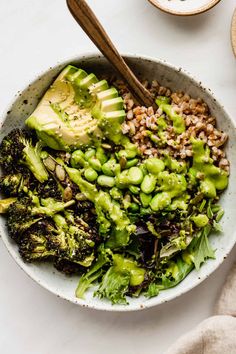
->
[97,88,118,101]
[90,80,109,93]
[101,97,124,112]
[79,73,98,90]
[69,69,88,84]
[25,65,126,151]
[56,65,78,81]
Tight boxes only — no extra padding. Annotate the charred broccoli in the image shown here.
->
[3,190,98,267]
[19,223,57,262]
[6,195,75,240]
[48,213,98,267]
[19,213,98,267]
[0,173,29,196]
[0,170,62,201]
[0,129,48,182]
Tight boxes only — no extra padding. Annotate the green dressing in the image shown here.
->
[150,171,187,211]
[113,254,145,286]
[156,97,186,134]
[190,139,228,198]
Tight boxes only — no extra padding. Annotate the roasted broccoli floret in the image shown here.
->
[54,258,83,275]
[35,177,63,200]
[7,195,98,267]
[19,213,98,268]
[0,170,62,201]
[19,223,57,262]
[6,195,75,240]
[0,173,30,196]
[0,129,48,182]
[48,213,98,266]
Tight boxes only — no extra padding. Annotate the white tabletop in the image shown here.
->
[0,1,236,353]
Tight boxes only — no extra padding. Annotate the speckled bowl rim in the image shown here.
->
[148,0,222,16]
[1,52,236,312]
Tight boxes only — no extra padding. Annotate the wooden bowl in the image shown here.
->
[148,0,222,16]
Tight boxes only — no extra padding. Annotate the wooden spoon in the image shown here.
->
[66,0,156,108]
[231,8,236,57]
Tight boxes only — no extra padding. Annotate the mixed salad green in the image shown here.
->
[0,65,228,305]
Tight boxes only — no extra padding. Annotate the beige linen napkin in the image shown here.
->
[166,263,236,354]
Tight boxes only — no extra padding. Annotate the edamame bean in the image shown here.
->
[88,157,102,172]
[140,192,152,208]
[102,158,120,176]
[129,186,140,195]
[102,158,116,176]
[150,192,171,211]
[129,203,139,213]
[84,168,98,182]
[84,148,96,161]
[96,147,108,164]
[117,143,138,159]
[114,164,121,175]
[191,214,209,228]
[164,155,186,173]
[115,170,130,188]
[110,187,123,200]
[139,164,148,176]
[141,174,156,194]
[125,158,139,169]
[70,150,87,168]
[128,167,143,185]
[97,175,115,188]
[146,158,165,175]
[200,180,216,198]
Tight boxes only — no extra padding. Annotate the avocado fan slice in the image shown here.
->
[25,65,126,151]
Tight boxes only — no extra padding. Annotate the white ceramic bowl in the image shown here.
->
[1,54,236,311]
[148,0,221,16]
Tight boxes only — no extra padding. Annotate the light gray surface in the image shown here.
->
[0,0,236,353]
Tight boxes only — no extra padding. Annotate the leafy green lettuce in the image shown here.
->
[95,254,146,305]
[76,246,111,299]
[145,225,215,298]
[188,224,215,270]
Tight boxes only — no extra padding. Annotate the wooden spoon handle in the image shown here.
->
[66,0,155,107]
[231,8,236,57]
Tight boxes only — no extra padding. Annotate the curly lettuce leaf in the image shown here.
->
[188,225,215,271]
[76,245,111,299]
[95,266,130,305]
[144,283,160,298]
[161,257,194,289]
[95,254,146,304]
[145,257,193,298]
[160,230,188,259]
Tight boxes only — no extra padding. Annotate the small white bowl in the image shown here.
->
[148,0,222,16]
[1,54,236,311]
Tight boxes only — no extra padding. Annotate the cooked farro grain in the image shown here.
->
[110,77,229,174]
